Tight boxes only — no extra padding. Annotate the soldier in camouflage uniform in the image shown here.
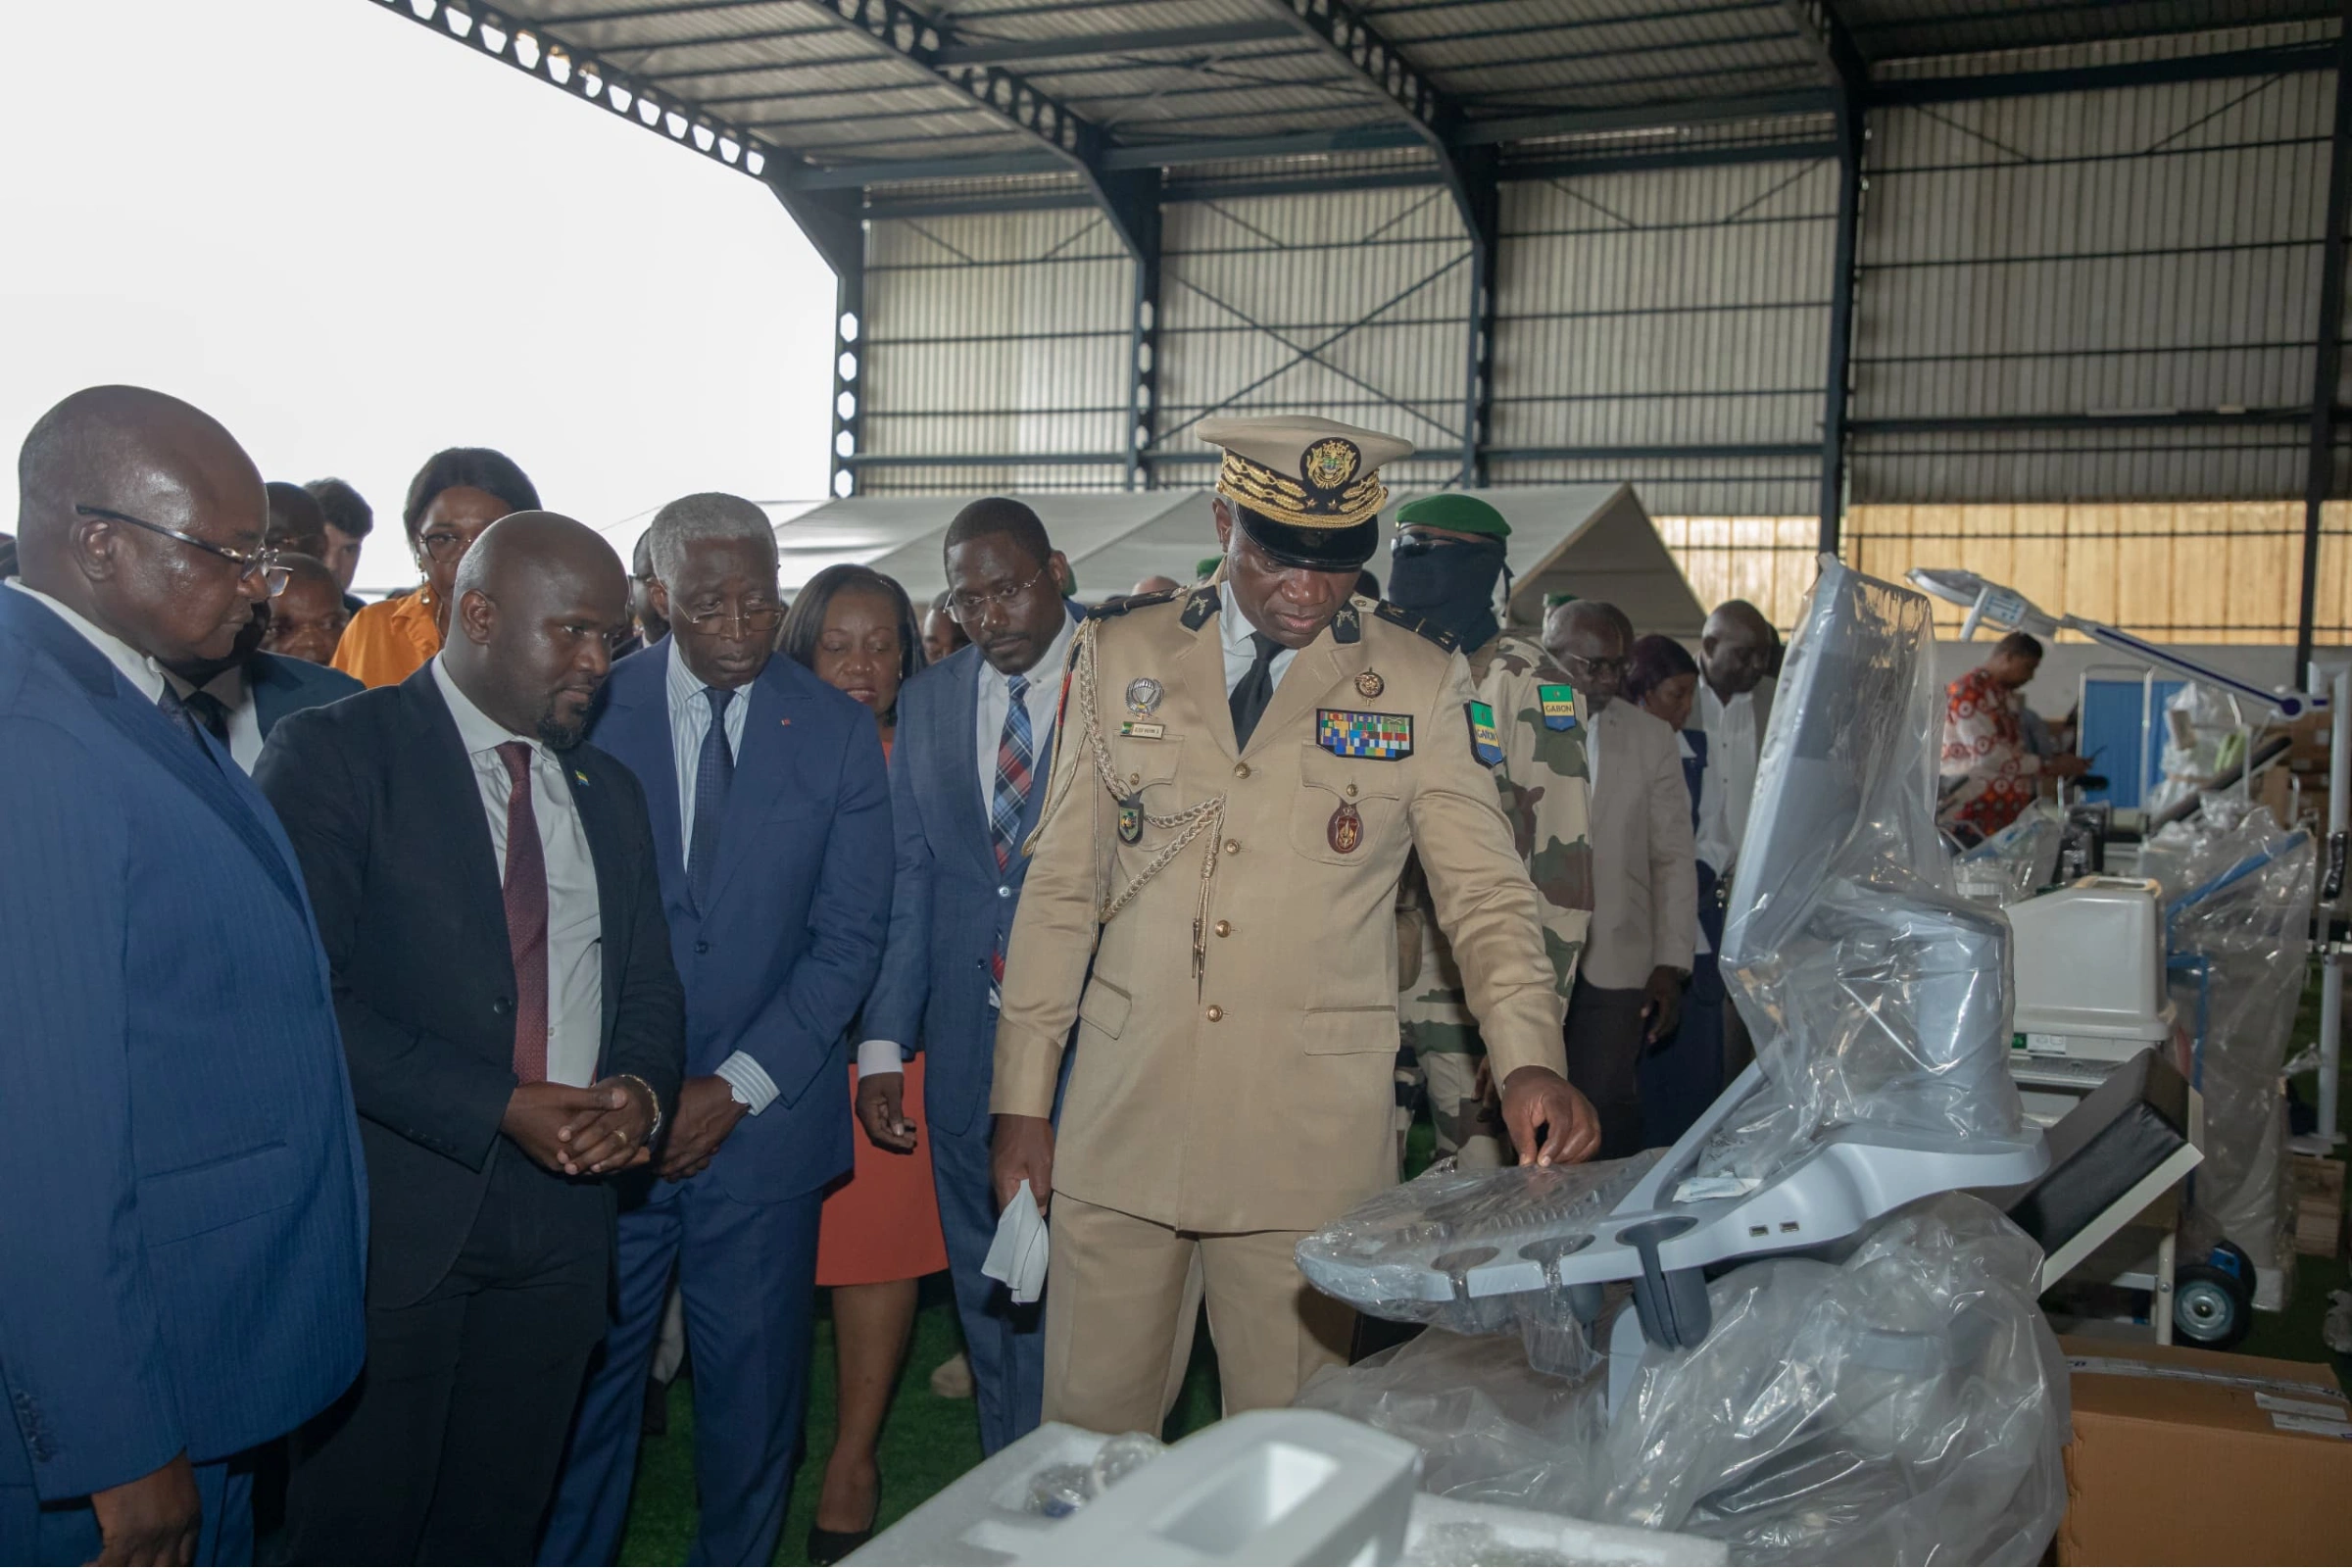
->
[1389,495,1593,1167]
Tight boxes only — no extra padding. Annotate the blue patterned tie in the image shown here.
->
[991,675,1033,875]
[688,685,735,913]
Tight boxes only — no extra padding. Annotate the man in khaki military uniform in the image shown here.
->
[989,416,1600,1435]
[1389,495,1594,1168]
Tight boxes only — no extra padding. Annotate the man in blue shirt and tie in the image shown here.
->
[858,499,1079,1455]
[540,493,893,1567]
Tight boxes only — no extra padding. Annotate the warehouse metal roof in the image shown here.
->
[367,0,2344,221]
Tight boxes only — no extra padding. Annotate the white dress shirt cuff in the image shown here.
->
[857,1039,908,1079]
[715,1051,782,1115]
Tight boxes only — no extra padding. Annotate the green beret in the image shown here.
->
[1196,556,1224,579]
[1544,592,1578,608]
[1394,493,1509,540]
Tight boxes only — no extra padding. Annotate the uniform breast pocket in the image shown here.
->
[1292,745,1403,866]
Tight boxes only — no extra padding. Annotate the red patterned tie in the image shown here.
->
[496,742,549,1084]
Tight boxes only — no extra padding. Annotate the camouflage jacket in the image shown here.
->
[1396,632,1593,1054]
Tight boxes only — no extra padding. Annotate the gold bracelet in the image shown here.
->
[614,1073,662,1139]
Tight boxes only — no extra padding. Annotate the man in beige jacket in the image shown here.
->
[989,416,1599,1434]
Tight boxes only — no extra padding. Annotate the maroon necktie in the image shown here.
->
[496,742,549,1084]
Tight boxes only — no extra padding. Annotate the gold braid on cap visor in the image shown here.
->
[1215,450,1387,530]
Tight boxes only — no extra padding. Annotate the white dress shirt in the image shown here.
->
[1218,589,1300,698]
[972,609,1077,812]
[860,611,1080,1081]
[1695,681,1759,877]
[6,578,164,701]
[432,657,604,1088]
[1584,703,1604,796]
[160,665,265,773]
[662,641,781,1114]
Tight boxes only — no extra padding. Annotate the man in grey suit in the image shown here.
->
[1544,601,1695,1156]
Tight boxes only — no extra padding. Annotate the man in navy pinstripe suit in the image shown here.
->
[0,386,368,1565]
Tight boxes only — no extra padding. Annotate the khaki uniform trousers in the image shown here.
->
[1044,1194,1353,1435]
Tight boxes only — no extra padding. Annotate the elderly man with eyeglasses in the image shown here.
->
[0,385,368,1565]
[538,493,893,1568]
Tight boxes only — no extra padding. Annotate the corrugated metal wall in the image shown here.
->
[1487,157,1839,517]
[1152,186,1473,492]
[856,207,1131,494]
[1849,69,2333,504]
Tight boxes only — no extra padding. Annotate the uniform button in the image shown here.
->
[998,886,1011,899]
[1205,1004,1224,1022]
[694,940,710,956]
[492,997,512,1017]
[1223,838,1241,856]
[1214,920,1232,938]
[1233,761,1250,779]
[1346,783,1359,798]
[1129,772,1141,786]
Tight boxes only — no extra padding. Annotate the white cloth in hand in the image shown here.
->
[982,1179,1050,1304]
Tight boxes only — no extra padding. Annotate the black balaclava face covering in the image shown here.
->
[1388,532,1508,651]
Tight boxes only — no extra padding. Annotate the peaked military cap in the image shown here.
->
[1199,415,1413,572]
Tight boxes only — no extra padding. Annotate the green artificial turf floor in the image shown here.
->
[617,1012,2352,1564]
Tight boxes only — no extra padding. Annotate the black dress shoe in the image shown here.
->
[806,1521,874,1565]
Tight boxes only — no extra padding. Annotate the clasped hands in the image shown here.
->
[501,1077,659,1177]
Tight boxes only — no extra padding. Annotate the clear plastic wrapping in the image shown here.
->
[1954,806,2064,906]
[1706,564,2028,1179]
[1297,1195,2071,1566]
[2156,806,2314,1288]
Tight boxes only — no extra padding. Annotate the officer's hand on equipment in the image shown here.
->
[856,1070,918,1153]
[1642,965,1687,1046]
[992,1113,1055,1213]
[1499,1065,1601,1166]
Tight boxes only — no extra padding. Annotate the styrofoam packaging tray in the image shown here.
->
[846,1418,1727,1566]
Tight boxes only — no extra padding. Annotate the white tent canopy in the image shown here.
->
[728,483,1702,639]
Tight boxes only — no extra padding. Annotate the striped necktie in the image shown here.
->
[991,674,1033,874]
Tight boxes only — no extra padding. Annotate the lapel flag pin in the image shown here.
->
[573,769,591,785]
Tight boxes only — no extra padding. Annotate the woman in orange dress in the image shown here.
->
[330,447,539,686]
[779,565,950,1563]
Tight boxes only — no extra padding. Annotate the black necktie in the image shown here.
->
[688,686,735,913]
[1229,632,1282,750]
[154,685,220,765]
[180,689,233,744]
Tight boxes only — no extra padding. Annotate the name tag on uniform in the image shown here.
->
[1119,721,1167,739]
[1465,701,1505,766]
[1538,683,1580,731]
[1317,709,1413,760]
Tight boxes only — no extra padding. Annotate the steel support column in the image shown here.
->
[1784,0,1868,556]
[1118,172,1165,492]
[2297,6,2352,673]
[775,186,867,499]
[1461,151,1500,486]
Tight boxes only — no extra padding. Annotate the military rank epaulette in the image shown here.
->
[1085,588,1180,620]
[1373,599,1459,652]
[1331,597,1363,644]
[1178,582,1220,631]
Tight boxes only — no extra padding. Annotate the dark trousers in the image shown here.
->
[931,1114,1048,1456]
[1562,975,1650,1159]
[285,1147,609,1566]
[1642,889,1727,1151]
[538,1176,823,1567]
[0,1453,251,1566]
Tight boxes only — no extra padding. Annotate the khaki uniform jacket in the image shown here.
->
[1397,633,1595,1057]
[991,585,1567,1234]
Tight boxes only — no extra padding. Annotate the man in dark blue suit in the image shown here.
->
[0,385,368,1565]
[540,494,892,1567]
[858,499,1078,1456]
[157,556,362,774]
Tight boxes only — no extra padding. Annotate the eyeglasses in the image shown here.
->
[417,529,478,565]
[1563,652,1629,679]
[678,602,784,635]
[946,563,1050,624]
[75,504,288,596]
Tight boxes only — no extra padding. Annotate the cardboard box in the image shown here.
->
[2057,1335,2352,1564]
[2290,1155,2346,1257]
